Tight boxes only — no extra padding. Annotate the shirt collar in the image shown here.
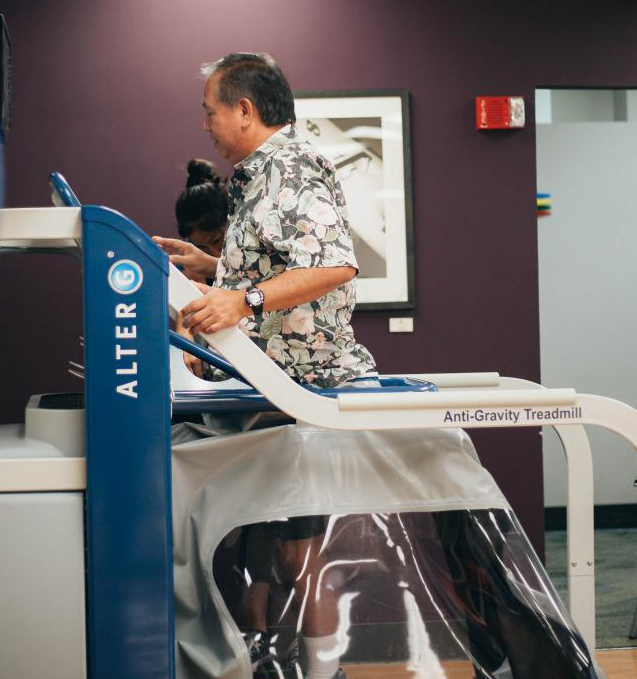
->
[234,123,297,180]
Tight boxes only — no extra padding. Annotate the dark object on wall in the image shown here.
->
[0,14,11,141]
[537,192,552,217]
[294,90,414,310]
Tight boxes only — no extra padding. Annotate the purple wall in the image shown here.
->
[3,0,637,553]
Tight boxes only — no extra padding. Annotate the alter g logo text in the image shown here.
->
[108,259,143,295]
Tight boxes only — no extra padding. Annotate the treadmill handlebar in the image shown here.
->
[169,330,251,385]
[50,171,81,208]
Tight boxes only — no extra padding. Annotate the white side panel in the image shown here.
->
[0,457,86,492]
[0,207,82,247]
[0,492,86,679]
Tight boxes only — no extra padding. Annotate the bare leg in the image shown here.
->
[278,534,341,679]
[237,581,270,632]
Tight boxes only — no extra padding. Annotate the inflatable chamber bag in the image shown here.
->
[172,424,600,679]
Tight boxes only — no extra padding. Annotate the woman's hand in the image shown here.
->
[152,236,218,279]
[174,313,205,378]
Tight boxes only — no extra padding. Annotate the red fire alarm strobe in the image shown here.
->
[476,96,525,129]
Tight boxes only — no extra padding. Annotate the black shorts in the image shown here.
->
[238,516,327,584]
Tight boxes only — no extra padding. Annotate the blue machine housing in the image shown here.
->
[82,205,175,679]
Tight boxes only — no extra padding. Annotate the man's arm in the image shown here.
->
[181,266,355,335]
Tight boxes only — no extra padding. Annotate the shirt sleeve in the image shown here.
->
[254,155,359,272]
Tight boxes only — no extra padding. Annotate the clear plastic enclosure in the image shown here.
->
[213,510,597,679]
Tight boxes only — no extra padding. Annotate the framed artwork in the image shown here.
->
[294,89,414,310]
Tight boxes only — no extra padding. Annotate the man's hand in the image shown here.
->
[152,236,218,279]
[182,283,250,335]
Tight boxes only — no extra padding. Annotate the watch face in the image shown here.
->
[247,290,262,305]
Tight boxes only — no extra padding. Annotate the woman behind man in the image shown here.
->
[166,159,229,377]
[174,158,229,271]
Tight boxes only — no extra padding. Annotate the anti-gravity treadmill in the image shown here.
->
[1,175,634,679]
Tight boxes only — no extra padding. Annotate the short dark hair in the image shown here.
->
[175,159,228,239]
[203,52,296,126]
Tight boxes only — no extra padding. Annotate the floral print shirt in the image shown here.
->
[215,124,376,387]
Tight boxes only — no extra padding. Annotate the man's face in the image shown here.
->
[202,74,244,165]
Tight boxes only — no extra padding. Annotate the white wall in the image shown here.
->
[535,90,553,124]
[550,90,617,122]
[537,122,637,506]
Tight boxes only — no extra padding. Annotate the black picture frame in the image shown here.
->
[294,89,414,311]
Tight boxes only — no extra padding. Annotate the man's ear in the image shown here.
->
[238,97,255,129]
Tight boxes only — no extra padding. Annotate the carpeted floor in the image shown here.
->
[545,528,637,648]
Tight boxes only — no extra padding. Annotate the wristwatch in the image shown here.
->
[244,285,265,316]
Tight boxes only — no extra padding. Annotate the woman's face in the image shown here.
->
[188,223,228,258]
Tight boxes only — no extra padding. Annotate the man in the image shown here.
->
[154,52,376,388]
[155,52,377,679]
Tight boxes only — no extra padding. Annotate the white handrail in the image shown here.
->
[169,267,637,430]
[336,388,577,411]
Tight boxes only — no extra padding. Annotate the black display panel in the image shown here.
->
[0,14,11,140]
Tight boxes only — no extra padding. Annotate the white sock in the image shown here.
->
[303,633,340,679]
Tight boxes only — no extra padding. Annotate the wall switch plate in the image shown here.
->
[389,317,414,333]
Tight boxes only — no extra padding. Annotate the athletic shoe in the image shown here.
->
[241,630,278,679]
[281,636,302,679]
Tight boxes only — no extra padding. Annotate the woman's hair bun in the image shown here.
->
[186,158,222,188]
